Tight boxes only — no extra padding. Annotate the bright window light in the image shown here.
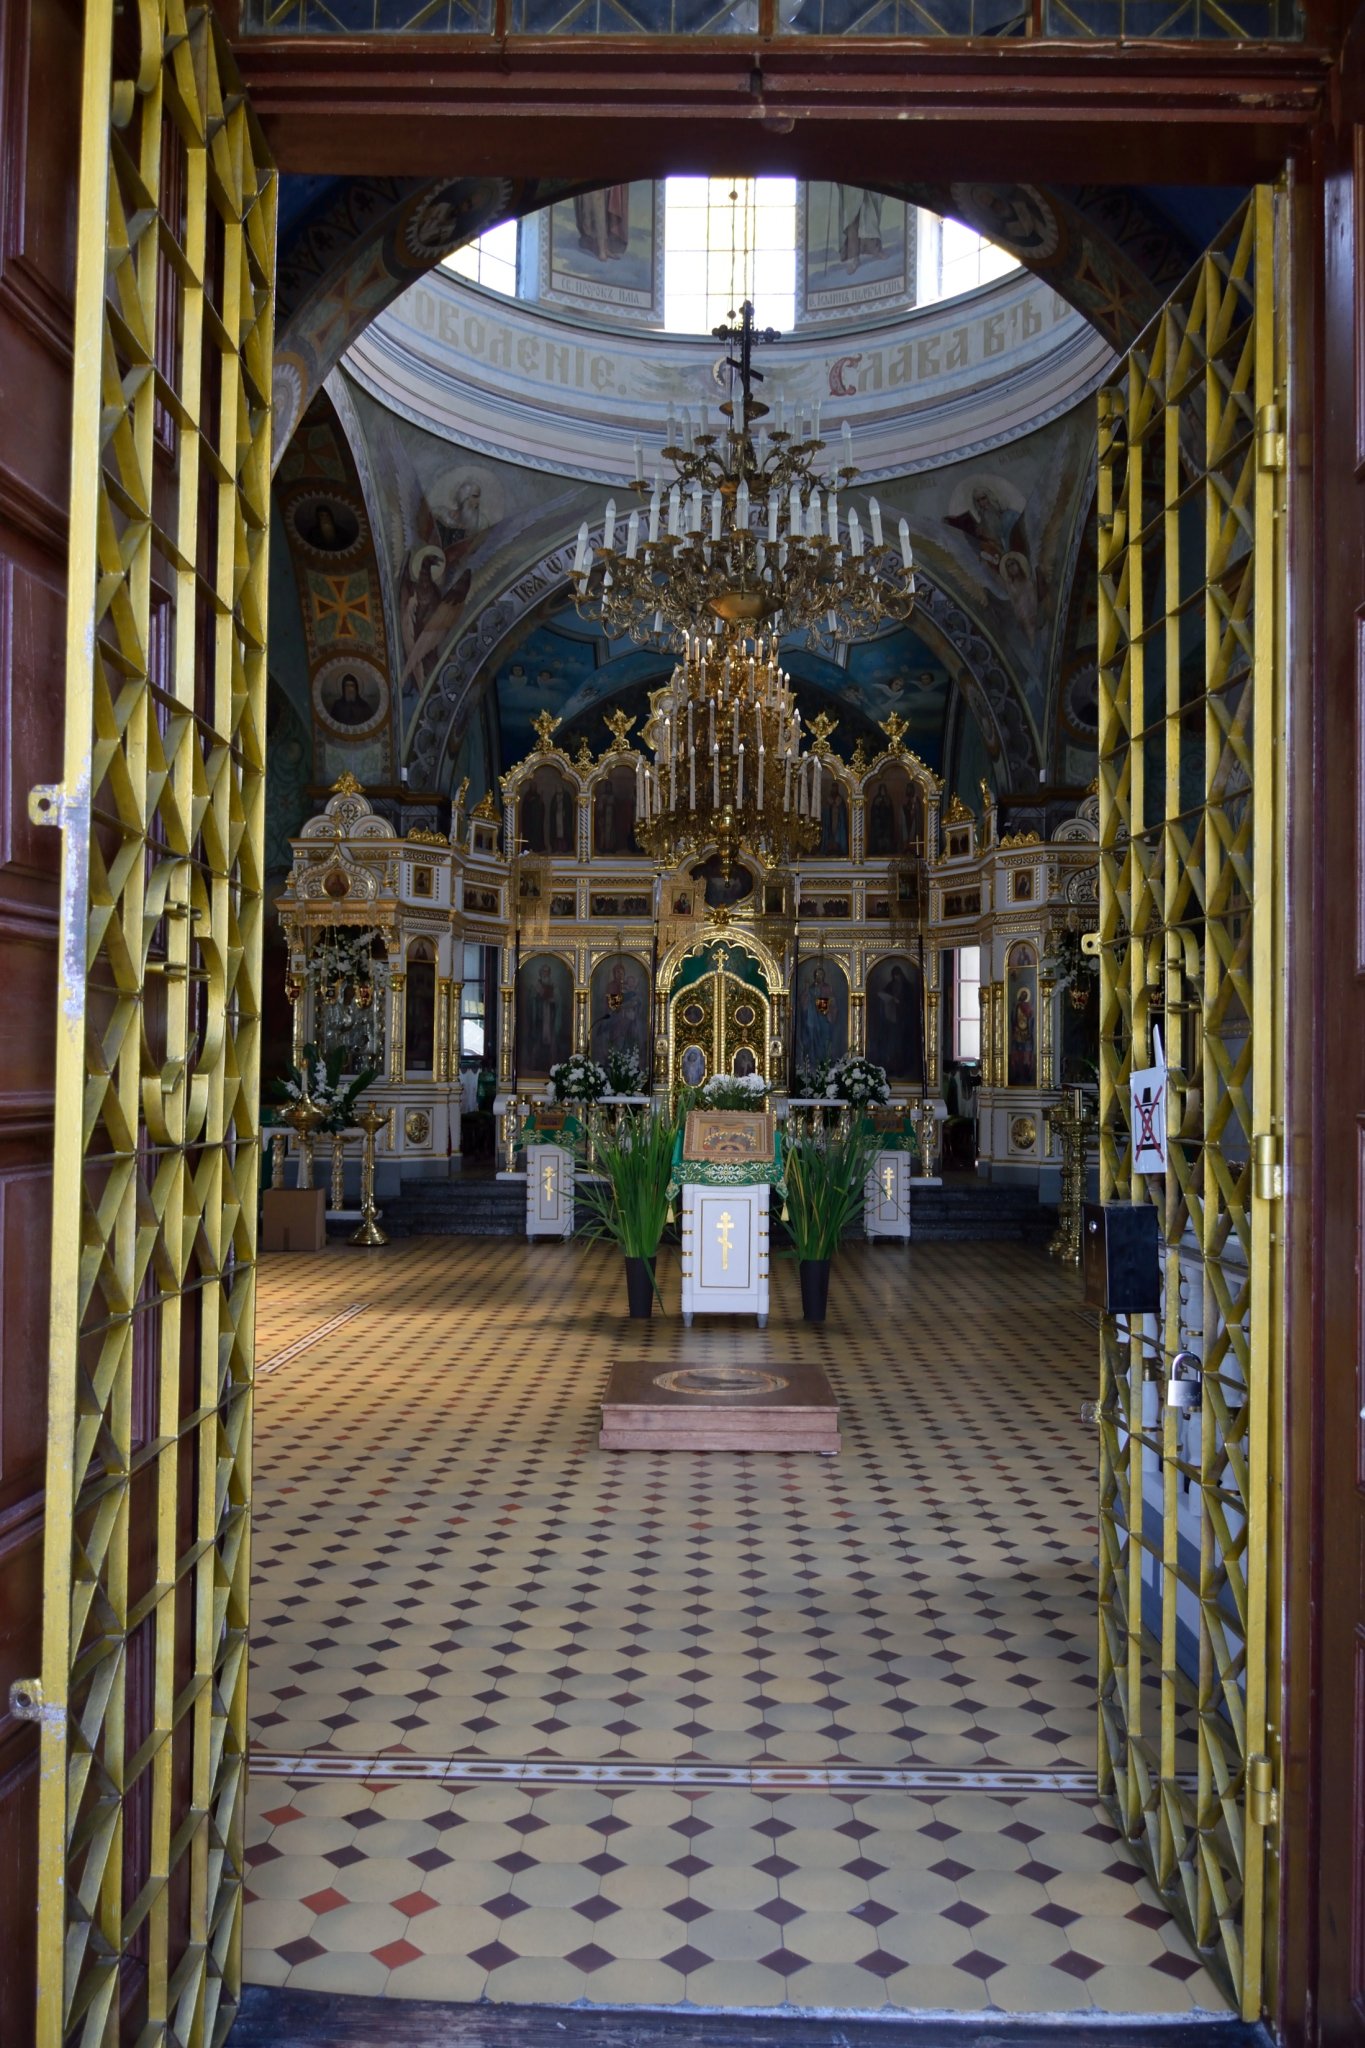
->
[929,217,1019,306]
[955,945,982,1063]
[662,177,797,335]
[442,217,519,296]
[432,194,1020,329]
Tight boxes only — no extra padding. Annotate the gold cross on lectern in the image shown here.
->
[542,1162,556,1203]
[881,1163,896,1203]
[716,1210,735,1272]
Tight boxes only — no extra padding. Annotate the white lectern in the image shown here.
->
[680,1181,769,1327]
[525,1143,574,1239]
[864,1149,913,1241]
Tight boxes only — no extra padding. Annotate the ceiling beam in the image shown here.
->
[238,38,1327,184]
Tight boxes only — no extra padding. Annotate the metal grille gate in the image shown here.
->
[1094,189,1284,2021]
[28,3,275,2040]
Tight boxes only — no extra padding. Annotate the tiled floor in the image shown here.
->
[245,1237,1227,2017]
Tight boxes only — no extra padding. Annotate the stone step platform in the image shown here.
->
[374,1174,1056,1244]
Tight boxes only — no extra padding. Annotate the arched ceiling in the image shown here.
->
[272,172,1244,458]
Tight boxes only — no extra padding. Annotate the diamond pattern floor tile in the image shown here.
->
[244,1238,1226,2017]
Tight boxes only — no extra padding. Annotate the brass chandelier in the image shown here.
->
[635,629,822,876]
[569,299,917,651]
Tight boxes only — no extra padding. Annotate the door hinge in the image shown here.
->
[1253,1132,1283,1202]
[1256,404,1286,473]
[1248,1752,1279,1830]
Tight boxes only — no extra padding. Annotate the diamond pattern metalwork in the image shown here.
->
[1093,189,1283,2023]
[35,3,275,2041]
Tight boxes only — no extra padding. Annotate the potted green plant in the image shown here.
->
[782,1124,878,1324]
[575,1106,679,1318]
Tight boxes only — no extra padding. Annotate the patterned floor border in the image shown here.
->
[257,1304,369,1378]
[251,1753,1173,1796]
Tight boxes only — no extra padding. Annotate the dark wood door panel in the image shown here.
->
[0,549,66,885]
[0,0,75,2032]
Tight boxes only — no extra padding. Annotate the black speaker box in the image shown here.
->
[1082,1201,1161,1314]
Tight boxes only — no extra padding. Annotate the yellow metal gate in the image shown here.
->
[1094,189,1285,2021]
[28,2,275,2039]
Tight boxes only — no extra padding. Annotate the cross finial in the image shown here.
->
[711,300,782,422]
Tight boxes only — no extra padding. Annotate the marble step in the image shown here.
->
[376,1179,1057,1243]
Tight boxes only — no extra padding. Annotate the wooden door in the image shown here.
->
[22,2,276,2041]
[0,0,83,2038]
[1310,18,1365,2035]
[1094,190,1285,2021]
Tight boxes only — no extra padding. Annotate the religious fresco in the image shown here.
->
[866,955,925,1082]
[345,384,601,747]
[1006,942,1039,1088]
[865,765,927,857]
[794,957,850,1074]
[543,183,662,320]
[593,762,641,856]
[333,341,1098,795]
[273,391,396,784]
[519,764,577,855]
[801,186,910,322]
[516,953,573,1074]
[818,779,849,856]
[589,954,651,1069]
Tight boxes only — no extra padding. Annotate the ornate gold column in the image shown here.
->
[388,972,407,1083]
[499,964,516,1087]
[435,976,452,1082]
[850,991,866,1057]
[926,989,941,1090]
[574,981,589,1056]
[1039,974,1056,1089]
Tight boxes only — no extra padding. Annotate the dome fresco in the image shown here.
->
[263,175,1248,870]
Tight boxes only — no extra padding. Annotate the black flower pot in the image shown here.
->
[799,1258,832,1323]
[624,1256,656,1319]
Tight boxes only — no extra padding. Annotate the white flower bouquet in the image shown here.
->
[699,1071,770,1110]
[604,1046,648,1096]
[547,1053,609,1104]
[824,1054,891,1107]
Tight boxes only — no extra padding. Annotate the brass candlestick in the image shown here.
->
[1047,1088,1097,1265]
[502,1094,524,1176]
[350,1102,389,1246]
[280,1094,327,1190]
[915,1101,939,1177]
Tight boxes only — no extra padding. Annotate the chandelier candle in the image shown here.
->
[570,300,916,651]
[635,629,821,877]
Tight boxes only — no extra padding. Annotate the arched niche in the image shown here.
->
[867,954,925,1084]
[793,956,850,1078]
[516,952,573,1078]
[405,937,438,1072]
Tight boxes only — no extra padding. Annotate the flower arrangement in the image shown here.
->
[266,1042,376,1133]
[603,1045,648,1097]
[700,1071,770,1110]
[547,1053,608,1104]
[824,1055,891,1107]
[794,1058,833,1100]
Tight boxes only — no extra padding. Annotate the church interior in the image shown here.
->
[8,6,1365,2043]
[238,177,1231,2030]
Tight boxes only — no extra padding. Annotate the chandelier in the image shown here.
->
[569,299,917,651]
[635,629,822,877]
